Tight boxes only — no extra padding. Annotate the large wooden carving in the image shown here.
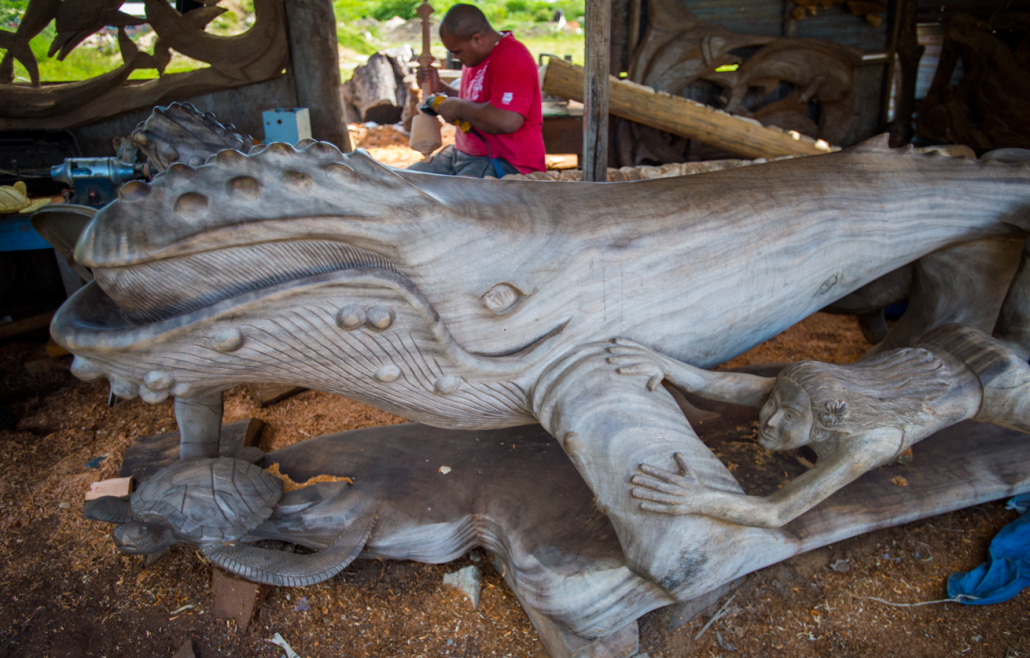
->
[0,0,288,131]
[616,0,861,166]
[51,101,1030,654]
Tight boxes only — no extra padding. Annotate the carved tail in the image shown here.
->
[201,514,376,587]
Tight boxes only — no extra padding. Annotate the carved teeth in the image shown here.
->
[266,142,296,157]
[335,304,366,330]
[110,379,139,400]
[365,305,394,330]
[70,356,106,382]
[118,181,151,201]
[174,192,209,217]
[434,375,462,395]
[215,149,247,166]
[139,386,169,404]
[209,328,244,353]
[143,370,174,391]
[172,381,194,397]
[167,163,196,179]
[374,364,401,383]
[296,138,317,149]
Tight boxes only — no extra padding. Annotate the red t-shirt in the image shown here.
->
[455,33,545,174]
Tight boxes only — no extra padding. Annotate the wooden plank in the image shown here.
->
[283,0,353,152]
[582,0,612,182]
[0,311,54,340]
[543,57,834,160]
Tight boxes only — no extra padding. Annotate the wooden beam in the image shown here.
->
[0,311,54,341]
[283,0,353,152]
[582,0,612,182]
[543,57,835,160]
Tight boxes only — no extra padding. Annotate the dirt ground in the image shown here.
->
[2,309,1029,658]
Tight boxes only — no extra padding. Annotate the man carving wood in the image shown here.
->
[408,4,545,177]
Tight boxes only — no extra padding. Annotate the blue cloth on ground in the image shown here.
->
[947,493,1030,605]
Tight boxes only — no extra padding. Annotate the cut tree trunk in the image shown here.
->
[342,47,414,124]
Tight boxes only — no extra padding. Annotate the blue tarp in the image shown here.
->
[947,494,1030,605]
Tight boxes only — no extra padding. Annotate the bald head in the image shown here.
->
[439,4,492,41]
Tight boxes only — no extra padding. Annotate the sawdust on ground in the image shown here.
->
[0,312,1027,657]
[350,123,456,170]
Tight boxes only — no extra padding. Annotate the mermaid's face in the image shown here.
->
[758,378,813,451]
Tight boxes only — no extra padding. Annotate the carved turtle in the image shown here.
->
[84,457,376,587]
[85,457,281,554]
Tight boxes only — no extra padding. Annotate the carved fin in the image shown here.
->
[201,514,376,587]
[83,496,138,524]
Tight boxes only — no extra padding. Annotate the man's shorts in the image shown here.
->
[407,145,520,178]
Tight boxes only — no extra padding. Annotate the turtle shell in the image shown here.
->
[131,457,282,544]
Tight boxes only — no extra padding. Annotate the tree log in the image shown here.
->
[342,48,414,125]
[283,0,352,151]
[543,57,834,160]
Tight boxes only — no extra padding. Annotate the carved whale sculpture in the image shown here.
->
[54,134,1030,599]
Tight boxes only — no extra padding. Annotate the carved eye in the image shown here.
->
[481,283,526,315]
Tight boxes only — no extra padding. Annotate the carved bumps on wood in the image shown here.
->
[0,0,288,131]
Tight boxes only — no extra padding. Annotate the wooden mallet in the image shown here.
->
[409,1,443,156]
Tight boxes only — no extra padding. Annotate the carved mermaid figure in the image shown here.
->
[607,323,1030,528]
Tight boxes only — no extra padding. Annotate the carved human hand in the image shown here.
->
[606,338,707,392]
[630,452,712,515]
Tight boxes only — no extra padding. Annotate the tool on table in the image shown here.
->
[50,157,145,207]
[409,1,444,156]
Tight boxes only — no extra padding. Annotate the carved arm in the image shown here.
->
[631,430,902,528]
[606,339,775,407]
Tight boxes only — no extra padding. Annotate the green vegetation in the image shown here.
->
[1,0,583,85]
[334,0,584,25]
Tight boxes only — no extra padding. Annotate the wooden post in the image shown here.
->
[409,1,443,155]
[782,0,798,37]
[582,0,611,182]
[283,0,353,152]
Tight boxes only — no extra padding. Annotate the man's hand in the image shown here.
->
[416,67,458,97]
[432,98,525,135]
[434,97,463,124]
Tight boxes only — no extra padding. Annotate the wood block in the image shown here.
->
[119,418,264,481]
[245,383,305,408]
[46,339,69,358]
[170,638,195,658]
[84,476,132,500]
[211,569,267,632]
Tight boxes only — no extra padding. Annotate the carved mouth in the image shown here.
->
[472,319,570,358]
[92,240,399,324]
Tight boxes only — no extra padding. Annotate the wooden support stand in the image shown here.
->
[542,57,835,160]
